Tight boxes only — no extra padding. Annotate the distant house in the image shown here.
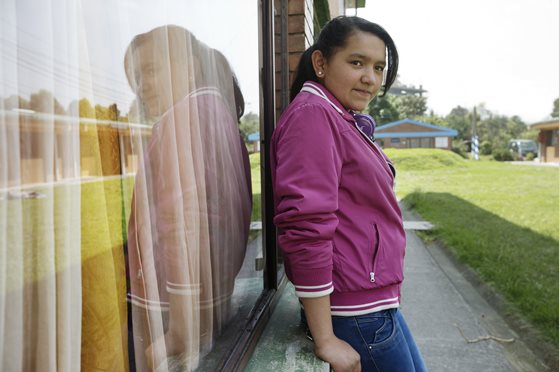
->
[375,118,458,150]
[529,118,559,163]
[247,131,260,153]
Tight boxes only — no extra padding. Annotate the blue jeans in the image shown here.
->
[331,308,427,372]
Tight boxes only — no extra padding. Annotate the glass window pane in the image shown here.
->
[274,0,287,285]
[0,1,263,371]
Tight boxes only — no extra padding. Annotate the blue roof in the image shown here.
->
[375,131,457,139]
[247,132,260,141]
[376,118,458,138]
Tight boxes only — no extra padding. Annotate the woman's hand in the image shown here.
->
[299,296,361,372]
[314,335,361,372]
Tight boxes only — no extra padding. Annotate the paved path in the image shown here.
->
[507,161,559,167]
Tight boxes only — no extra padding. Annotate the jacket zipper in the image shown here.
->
[370,224,381,282]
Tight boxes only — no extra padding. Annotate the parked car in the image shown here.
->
[508,139,538,159]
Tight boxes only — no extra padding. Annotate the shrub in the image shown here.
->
[480,141,492,155]
[492,148,514,161]
[451,146,468,159]
[525,152,536,161]
[451,139,470,159]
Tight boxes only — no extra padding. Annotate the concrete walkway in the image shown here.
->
[245,206,551,371]
[507,160,559,167]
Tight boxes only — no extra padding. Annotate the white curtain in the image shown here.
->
[1,3,252,371]
[0,1,82,371]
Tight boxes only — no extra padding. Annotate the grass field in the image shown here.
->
[385,148,559,348]
[249,153,262,222]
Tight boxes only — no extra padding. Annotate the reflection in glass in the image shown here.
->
[1,2,260,371]
[124,25,252,371]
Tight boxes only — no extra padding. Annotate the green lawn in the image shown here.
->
[249,153,261,222]
[385,148,559,348]
[2,176,133,290]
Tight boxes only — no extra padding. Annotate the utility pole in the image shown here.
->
[471,106,479,160]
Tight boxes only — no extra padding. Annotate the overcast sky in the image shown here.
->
[4,0,557,124]
[355,0,559,123]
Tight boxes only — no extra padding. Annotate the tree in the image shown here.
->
[77,98,95,118]
[506,115,527,138]
[368,95,400,125]
[3,95,30,110]
[415,113,448,127]
[445,106,471,140]
[95,103,120,121]
[552,97,559,118]
[477,116,507,150]
[477,114,527,151]
[29,89,65,114]
[393,95,427,119]
[519,128,539,142]
[239,112,259,143]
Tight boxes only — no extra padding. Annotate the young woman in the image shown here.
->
[271,16,427,371]
[124,25,251,371]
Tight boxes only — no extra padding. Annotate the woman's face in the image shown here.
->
[131,36,196,121]
[316,31,386,112]
[131,40,174,120]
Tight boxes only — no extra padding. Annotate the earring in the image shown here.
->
[317,71,323,76]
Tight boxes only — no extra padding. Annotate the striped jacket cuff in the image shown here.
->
[293,282,334,298]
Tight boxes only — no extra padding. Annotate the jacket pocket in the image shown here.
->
[371,224,404,287]
[332,223,403,292]
[332,223,382,291]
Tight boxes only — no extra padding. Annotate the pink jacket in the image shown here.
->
[127,87,252,319]
[271,82,406,316]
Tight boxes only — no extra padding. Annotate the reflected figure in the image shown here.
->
[124,25,252,371]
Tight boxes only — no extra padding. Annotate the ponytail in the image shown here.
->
[290,46,318,101]
[232,74,245,121]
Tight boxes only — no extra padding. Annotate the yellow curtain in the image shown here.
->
[79,113,129,372]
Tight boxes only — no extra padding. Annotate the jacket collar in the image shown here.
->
[301,81,378,141]
[300,82,392,175]
[300,81,354,122]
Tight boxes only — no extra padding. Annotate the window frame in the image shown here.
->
[217,0,287,370]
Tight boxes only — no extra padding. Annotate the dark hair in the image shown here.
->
[290,16,399,101]
[212,48,245,121]
[232,73,245,120]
